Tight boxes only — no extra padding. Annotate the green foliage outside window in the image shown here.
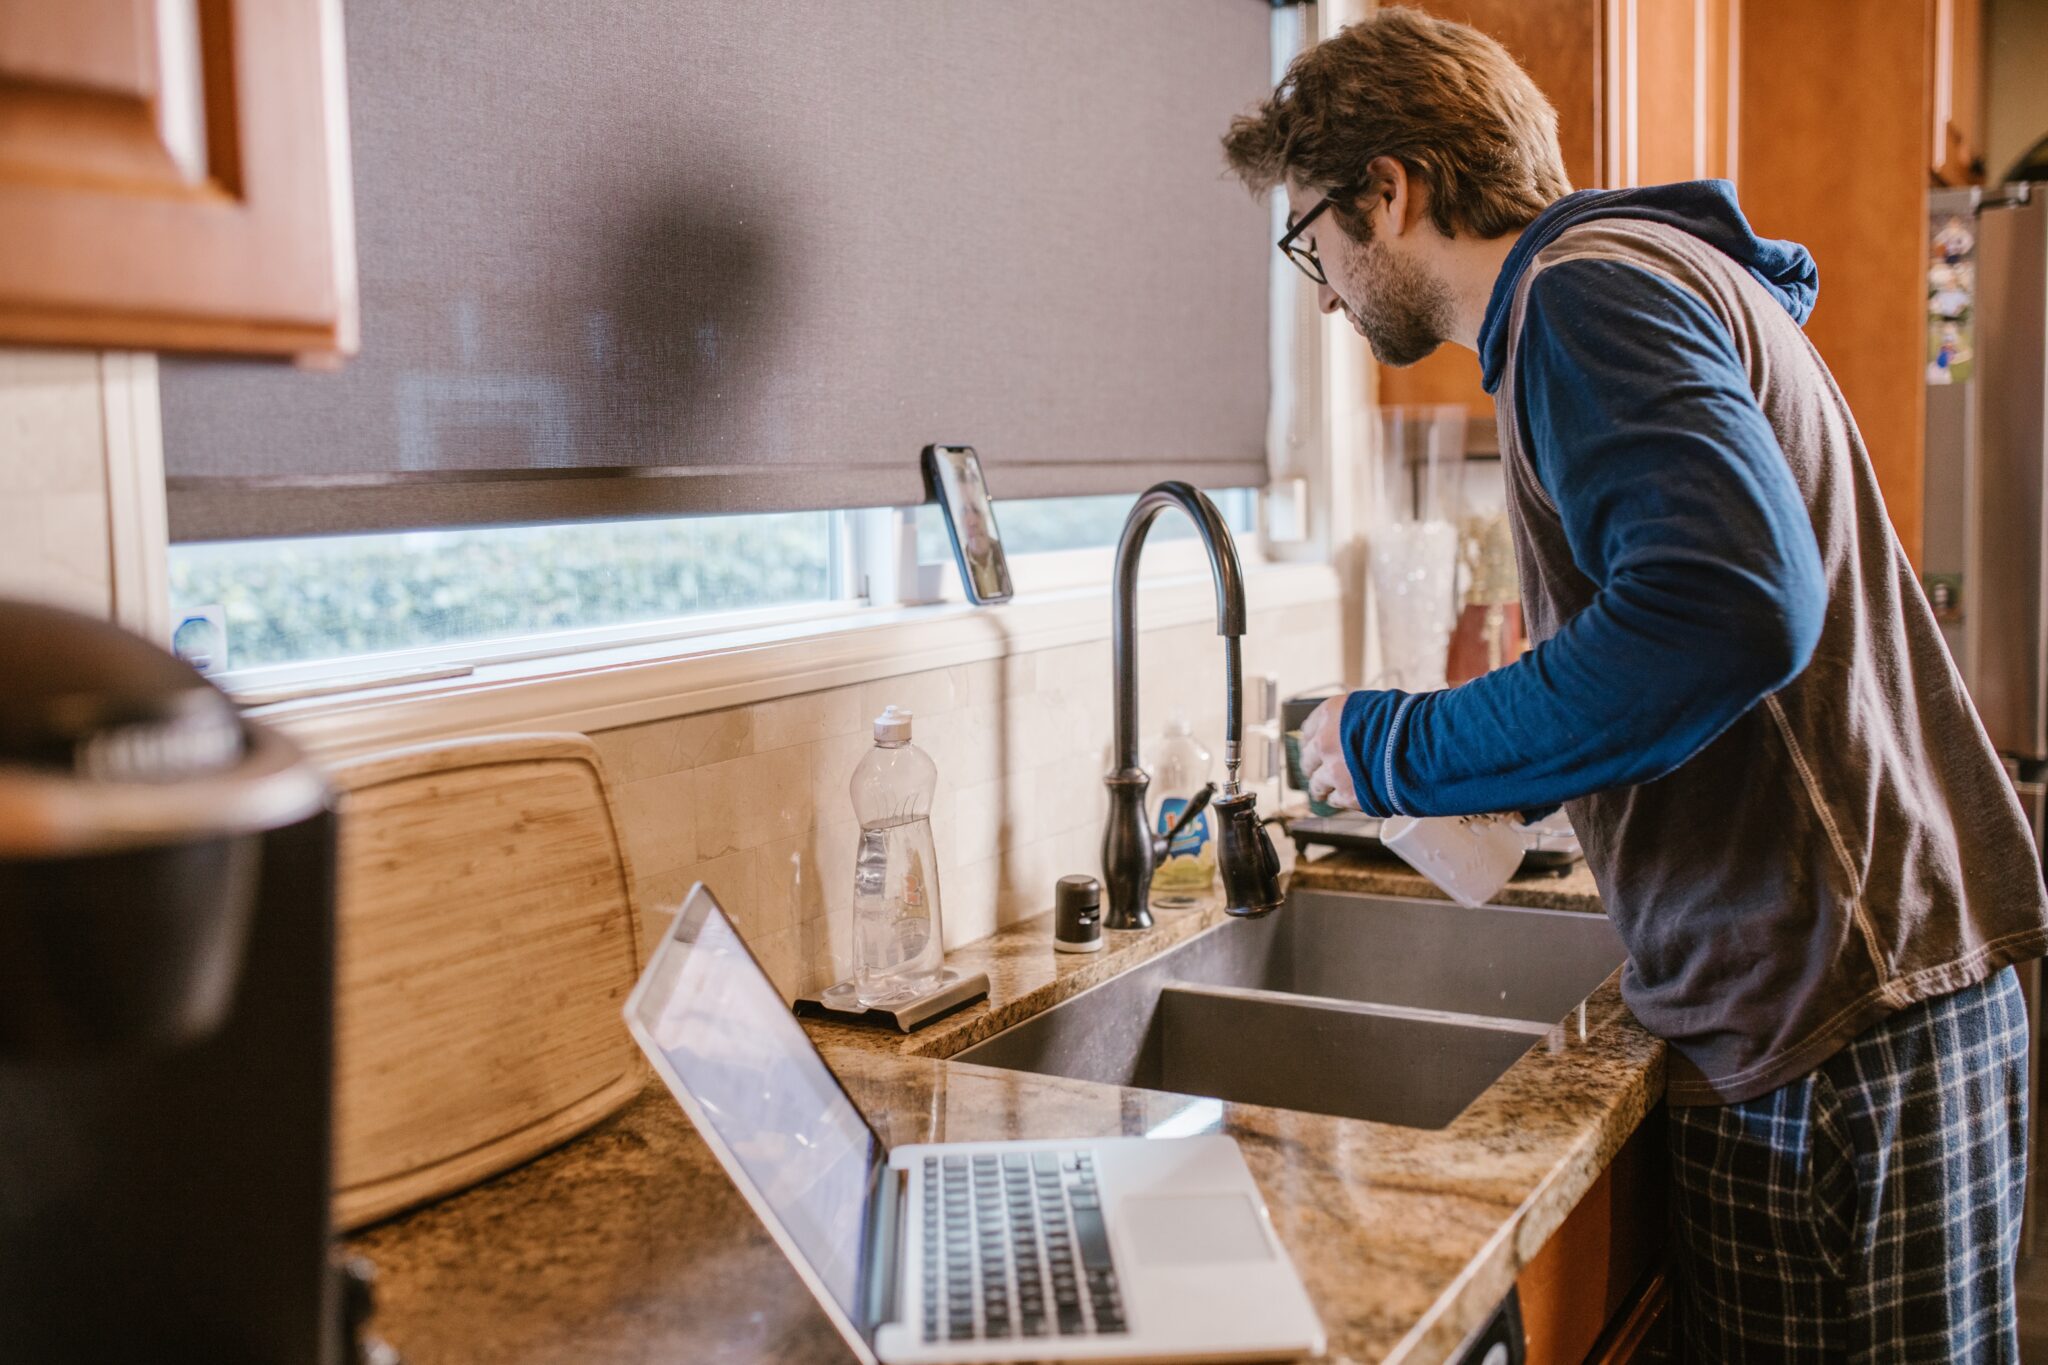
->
[170,490,1254,674]
[170,512,836,672]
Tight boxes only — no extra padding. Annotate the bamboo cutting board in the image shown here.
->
[328,733,646,1230]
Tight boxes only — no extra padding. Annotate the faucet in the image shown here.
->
[1102,482,1284,929]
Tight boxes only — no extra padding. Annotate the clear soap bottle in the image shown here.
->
[849,706,946,1006]
[1148,714,1216,905]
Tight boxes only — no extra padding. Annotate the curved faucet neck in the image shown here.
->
[1101,480,1280,926]
[1110,482,1248,782]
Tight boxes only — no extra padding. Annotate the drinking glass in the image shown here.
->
[1365,405,1468,692]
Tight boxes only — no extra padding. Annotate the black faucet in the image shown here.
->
[1102,482,1284,929]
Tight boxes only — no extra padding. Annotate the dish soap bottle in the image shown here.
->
[849,705,946,1006]
[1149,714,1216,906]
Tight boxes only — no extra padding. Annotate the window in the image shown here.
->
[915,488,1257,561]
[168,488,1261,686]
[169,510,844,676]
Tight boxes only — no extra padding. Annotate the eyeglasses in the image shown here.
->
[1278,194,1341,285]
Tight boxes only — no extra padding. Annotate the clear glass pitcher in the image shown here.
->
[1364,404,1468,692]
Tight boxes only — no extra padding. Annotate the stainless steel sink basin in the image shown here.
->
[954,889,1625,1129]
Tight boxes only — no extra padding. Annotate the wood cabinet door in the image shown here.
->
[1737,0,1931,563]
[1931,0,1985,185]
[1517,1108,1667,1365]
[1375,0,1736,424]
[0,0,357,358]
[1377,0,1606,422]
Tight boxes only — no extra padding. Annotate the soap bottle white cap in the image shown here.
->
[873,705,913,744]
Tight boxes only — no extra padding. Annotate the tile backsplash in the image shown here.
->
[596,598,1342,1000]
[0,350,115,615]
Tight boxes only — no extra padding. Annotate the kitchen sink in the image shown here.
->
[953,889,1626,1129]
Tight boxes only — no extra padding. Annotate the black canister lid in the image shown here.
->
[1056,874,1100,911]
[1055,874,1101,942]
[0,598,240,779]
[0,598,326,858]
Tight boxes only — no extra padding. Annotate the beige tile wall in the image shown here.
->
[0,350,115,615]
[596,599,1344,1000]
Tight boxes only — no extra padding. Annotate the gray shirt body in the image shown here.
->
[1498,218,2048,1104]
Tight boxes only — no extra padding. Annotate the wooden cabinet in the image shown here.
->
[1584,1270,1673,1363]
[0,0,357,359]
[1379,0,1737,429]
[1932,0,1986,185]
[1737,0,1932,562]
[1384,0,1934,563]
[1604,0,1739,189]
[1516,1108,1669,1365]
[1376,0,1600,424]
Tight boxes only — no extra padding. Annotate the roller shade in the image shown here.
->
[161,0,1274,542]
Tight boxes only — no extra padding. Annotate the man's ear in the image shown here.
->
[1358,155,1420,238]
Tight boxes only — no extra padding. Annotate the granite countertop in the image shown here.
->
[348,851,1662,1364]
[1289,844,1607,914]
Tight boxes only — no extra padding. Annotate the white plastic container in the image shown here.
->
[848,706,946,1006]
[1379,813,1524,909]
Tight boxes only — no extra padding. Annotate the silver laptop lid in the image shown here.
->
[624,884,888,1356]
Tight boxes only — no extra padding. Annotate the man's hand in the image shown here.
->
[1297,694,1361,810]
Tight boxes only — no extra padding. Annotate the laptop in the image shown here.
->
[623,885,1327,1364]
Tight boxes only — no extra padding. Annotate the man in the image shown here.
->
[1225,8,2048,1360]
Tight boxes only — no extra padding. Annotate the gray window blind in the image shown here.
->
[161,0,1274,542]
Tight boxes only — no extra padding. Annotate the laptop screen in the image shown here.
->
[626,886,884,1328]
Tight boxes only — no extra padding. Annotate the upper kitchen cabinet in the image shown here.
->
[0,1,358,360]
[1739,0,1933,562]
[1373,0,1597,422]
[1603,0,1737,188]
[1376,0,1735,427]
[1931,0,1985,184]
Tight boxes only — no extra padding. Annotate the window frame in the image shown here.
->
[253,555,1345,766]
[905,492,1265,603]
[178,506,863,700]
[182,489,1268,703]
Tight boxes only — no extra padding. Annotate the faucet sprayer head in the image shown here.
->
[1212,789,1283,918]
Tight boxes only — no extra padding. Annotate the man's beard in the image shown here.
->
[1346,238,1455,368]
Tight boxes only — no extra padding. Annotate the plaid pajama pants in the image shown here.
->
[1666,966,2031,1363]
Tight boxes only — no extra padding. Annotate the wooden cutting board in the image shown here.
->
[328,733,646,1230]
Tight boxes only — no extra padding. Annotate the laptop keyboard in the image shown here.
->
[920,1150,1127,1344]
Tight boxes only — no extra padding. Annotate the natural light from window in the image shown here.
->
[917,487,1256,561]
[168,488,1258,678]
[169,510,842,673]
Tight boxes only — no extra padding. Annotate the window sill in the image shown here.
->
[259,559,1341,762]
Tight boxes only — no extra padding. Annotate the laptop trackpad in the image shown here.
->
[1122,1194,1274,1267]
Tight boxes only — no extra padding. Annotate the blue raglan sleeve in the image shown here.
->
[1336,257,1826,817]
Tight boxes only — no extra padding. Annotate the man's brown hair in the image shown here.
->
[1222,7,1570,242]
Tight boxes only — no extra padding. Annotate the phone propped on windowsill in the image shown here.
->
[922,444,1015,606]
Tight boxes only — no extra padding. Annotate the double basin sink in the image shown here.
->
[956,888,1625,1130]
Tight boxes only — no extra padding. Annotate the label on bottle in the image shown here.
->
[854,828,890,899]
[1155,797,1212,858]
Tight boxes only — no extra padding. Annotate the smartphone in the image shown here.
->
[921,444,1013,606]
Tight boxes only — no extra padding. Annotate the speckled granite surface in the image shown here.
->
[1289,845,1605,913]
[347,857,1660,1365]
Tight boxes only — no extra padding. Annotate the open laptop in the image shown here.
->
[623,884,1326,1364]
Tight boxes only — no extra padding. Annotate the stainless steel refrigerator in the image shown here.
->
[1923,182,2048,1268]
[1923,183,2048,854]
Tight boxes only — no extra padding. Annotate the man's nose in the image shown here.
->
[1316,282,1342,315]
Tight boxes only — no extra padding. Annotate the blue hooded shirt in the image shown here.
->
[1477,180,1820,388]
[1337,181,1829,819]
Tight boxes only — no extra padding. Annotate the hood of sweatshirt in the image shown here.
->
[1475,179,1818,393]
